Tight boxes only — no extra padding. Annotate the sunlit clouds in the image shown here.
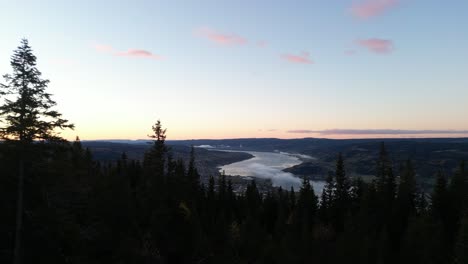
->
[357,38,394,54]
[116,49,162,59]
[94,44,162,60]
[281,52,313,64]
[196,27,247,46]
[351,0,399,19]
[288,129,468,135]
[3,1,465,141]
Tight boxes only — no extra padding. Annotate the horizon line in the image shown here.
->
[79,136,468,142]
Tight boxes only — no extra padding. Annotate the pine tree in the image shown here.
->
[296,177,318,230]
[375,142,396,229]
[335,153,351,205]
[218,171,227,203]
[320,172,335,222]
[449,161,467,213]
[0,39,74,142]
[0,39,73,264]
[376,142,390,193]
[289,186,296,209]
[431,170,448,221]
[246,180,262,213]
[397,160,417,216]
[333,153,350,232]
[386,166,397,205]
[71,136,84,167]
[143,120,168,183]
[454,214,468,264]
[350,176,365,213]
[415,189,428,214]
[207,176,215,201]
[187,145,200,194]
[446,161,468,253]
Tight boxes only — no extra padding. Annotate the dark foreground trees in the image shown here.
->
[0,39,73,264]
[1,122,467,263]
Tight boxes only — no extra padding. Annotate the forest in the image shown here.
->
[1,40,468,264]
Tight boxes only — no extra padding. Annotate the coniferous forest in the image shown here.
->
[1,40,468,264]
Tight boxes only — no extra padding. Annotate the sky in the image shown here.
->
[1,0,468,140]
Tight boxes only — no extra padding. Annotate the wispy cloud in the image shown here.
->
[288,130,318,134]
[357,38,394,54]
[287,129,468,135]
[282,52,313,64]
[116,49,162,59]
[351,0,399,19]
[196,28,247,46]
[94,44,162,60]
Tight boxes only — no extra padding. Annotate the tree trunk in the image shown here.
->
[13,158,24,264]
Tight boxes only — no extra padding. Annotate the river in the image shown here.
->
[216,150,326,195]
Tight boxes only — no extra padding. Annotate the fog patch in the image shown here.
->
[247,163,301,190]
[196,145,215,149]
[278,152,316,160]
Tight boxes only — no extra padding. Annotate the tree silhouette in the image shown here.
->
[0,39,73,264]
[319,172,335,222]
[333,153,350,231]
[431,170,449,228]
[334,153,350,205]
[0,39,74,142]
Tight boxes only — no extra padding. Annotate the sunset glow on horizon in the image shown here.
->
[1,1,468,141]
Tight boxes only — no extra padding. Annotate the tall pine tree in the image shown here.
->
[0,39,73,264]
[333,153,350,232]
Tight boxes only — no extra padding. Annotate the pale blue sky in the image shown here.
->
[1,0,467,139]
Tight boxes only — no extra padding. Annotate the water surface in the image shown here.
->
[217,150,325,195]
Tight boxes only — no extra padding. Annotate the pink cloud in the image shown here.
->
[116,49,162,59]
[196,28,247,46]
[351,0,399,19]
[94,44,162,60]
[282,52,313,64]
[357,38,394,54]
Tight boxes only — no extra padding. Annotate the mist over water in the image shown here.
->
[245,163,302,189]
[217,150,325,195]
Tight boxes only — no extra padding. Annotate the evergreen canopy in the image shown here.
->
[0,39,73,143]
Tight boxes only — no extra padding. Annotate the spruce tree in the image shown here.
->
[143,120,168,183]
[289,186,296,209]
[375,142,396,227]
[351,176,365,213]
[296,177,318,229]
[431,170,448,221]
[454,214,468,264]
[397,159,417,216]
[0,39,74,142]
[449,161,467,212]
[320,172,335,222]
[1,39,73,264]
[386,166,397,205]
[187,145,200,192]
[335,153,350,204]
[376,142,390,192]
[333,153,350,231]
